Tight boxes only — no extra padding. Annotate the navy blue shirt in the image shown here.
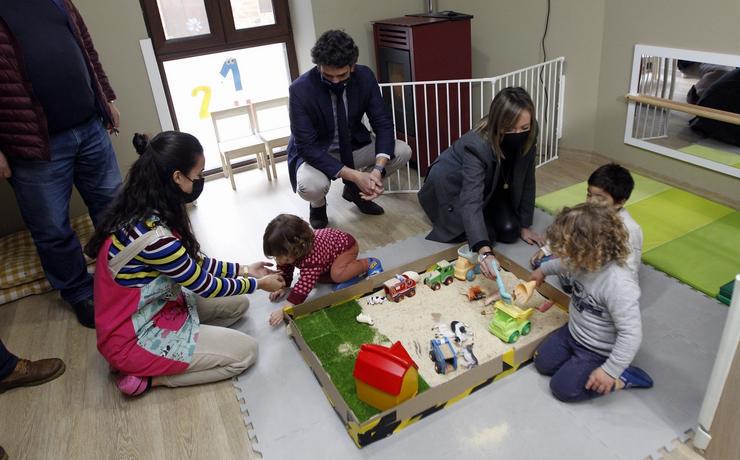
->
[0,0,97,134]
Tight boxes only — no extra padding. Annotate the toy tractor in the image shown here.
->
[454,244,481,281]
[429,337,458,374]
[488,300,534,343]
[423,260,454,290]
[383,274,417,302]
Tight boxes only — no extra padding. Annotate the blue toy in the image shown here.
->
[334,257,384,291]
[429,337,458,375]
[487,257,513,304]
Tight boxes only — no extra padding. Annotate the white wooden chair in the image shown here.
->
[210,102,271,190]
[253,96,290,180]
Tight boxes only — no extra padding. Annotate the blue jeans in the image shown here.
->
[8,117,121,305]
[534,324,607,402]
[0,338,18,380]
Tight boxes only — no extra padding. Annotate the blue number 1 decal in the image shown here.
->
[220,58,243,92]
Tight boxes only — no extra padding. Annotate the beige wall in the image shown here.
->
[288,0,316,72]
[0,0,161,236]
[309,0,422,71]
[439,0,606,152]
[595,0,740,206]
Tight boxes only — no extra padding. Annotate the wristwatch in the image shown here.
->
[478,251,494,264]
[373,164,386,177]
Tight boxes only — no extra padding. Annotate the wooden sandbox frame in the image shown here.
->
[284,246,570,448]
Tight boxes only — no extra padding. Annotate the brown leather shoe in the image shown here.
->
[0,358,65,393]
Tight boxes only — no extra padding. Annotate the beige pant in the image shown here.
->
[157,295,258,387]
[296,139,413,207]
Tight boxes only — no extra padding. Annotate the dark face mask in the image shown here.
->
[181,177,204,203]
[321,74,349,94]
[500,131,530,157]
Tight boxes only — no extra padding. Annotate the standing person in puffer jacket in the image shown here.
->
[0,0,123,328]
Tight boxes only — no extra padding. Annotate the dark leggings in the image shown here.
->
[484,195,520,244]
[534,325,607,402]
[0,338,18,380]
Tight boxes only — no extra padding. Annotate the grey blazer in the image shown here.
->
[418,130,536,249]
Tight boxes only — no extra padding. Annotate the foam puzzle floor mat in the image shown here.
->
[535,174,740,298]
[232,210,727,459]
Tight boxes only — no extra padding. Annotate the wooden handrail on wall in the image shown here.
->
[625,94,740,127]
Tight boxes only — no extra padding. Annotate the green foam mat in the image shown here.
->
[642,212,740,297]
[719,280,735,301]
[625,188,734,253]
[535,173,670,214]
[679,144,740,168]
[535,181,586,214]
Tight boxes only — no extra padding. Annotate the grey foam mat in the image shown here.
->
[233,209,726,459]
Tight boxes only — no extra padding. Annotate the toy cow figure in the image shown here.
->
[366,295,385,305]
[450,321,470,343]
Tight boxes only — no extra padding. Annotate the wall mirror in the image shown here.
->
[625,44,740,178]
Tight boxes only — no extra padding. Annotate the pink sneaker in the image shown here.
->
[116,374,151,396]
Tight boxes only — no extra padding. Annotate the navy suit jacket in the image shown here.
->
[286,65,395,191]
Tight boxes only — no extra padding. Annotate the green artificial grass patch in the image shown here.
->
[294,299,430,423]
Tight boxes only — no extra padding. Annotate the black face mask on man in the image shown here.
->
[321,75,349,94]
[180,176,205,203]
[500,131,530,157]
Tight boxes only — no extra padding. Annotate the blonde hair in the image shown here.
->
[475,86,538,161]
[546,202,629,272]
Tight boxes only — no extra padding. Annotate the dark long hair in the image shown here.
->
[475,87,538,161]
[85,131,204,259]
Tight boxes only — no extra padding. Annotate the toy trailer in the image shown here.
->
[453,244,481,281]
[383,274,417,302]
[429,337,458,374]
[488,300,534,343]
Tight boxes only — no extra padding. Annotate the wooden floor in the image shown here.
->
[0,150,705,459]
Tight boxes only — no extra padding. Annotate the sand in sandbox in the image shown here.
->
[360,269,569,387]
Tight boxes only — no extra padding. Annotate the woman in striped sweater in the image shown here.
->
[85,131,284,396]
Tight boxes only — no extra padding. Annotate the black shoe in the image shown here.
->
[342,185,384,215]
[71,298,95,329]
[309,204,328,229]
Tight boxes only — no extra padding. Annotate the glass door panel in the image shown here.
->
[162,43,291,171]
[156,0,211,39]
[229,0,275,29]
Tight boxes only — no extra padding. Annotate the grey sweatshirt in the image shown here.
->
[541,258,642,378]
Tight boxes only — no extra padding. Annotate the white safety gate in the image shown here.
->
[378,57,565,193]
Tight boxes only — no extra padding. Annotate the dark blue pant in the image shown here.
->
[8,117,121,304]
[0,338,18,380]
[534,324,607,402]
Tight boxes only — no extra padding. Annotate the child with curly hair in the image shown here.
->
[264,214,382,325]
[530,202,652,402]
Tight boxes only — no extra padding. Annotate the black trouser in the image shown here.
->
[0,339,18,380]
[484,194,520,244]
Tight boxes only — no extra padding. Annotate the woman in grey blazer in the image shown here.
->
[418,87,545,278]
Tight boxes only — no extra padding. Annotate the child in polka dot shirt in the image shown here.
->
[264,214,381,326]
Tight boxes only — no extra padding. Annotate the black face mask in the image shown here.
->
[500,131,530,157]
[321,74,349,94]
[181,177,204,203]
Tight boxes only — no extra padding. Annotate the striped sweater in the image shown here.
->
[108,217,256,296]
